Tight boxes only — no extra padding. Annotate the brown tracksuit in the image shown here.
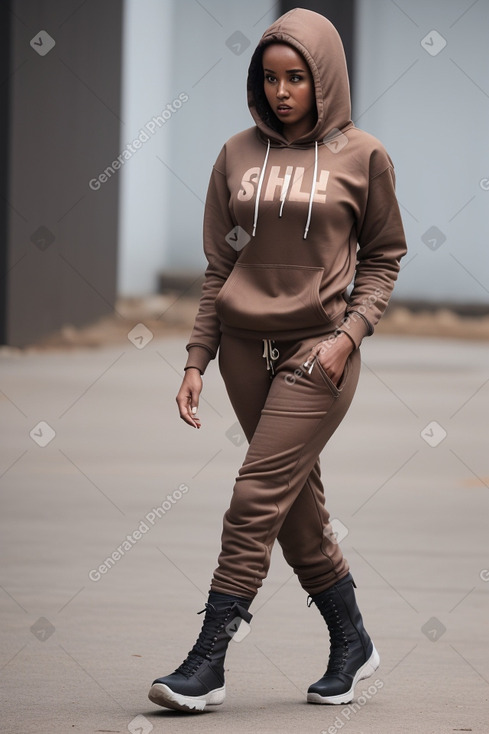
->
[183,9,407,600]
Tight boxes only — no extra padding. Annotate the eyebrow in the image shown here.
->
[263,67,306,74]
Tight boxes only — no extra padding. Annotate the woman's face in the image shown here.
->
[262,43,316,141]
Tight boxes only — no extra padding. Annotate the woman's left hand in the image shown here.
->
[305,332,355,386]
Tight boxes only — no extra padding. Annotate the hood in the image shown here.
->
[247,8,352,146]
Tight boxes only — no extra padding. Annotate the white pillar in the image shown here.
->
[118,0,175,295]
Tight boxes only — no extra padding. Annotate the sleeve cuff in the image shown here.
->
[338,310,373,349]
[184,345,214,374]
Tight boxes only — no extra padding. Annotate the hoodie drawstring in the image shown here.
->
[252,138,318,240]
[252,138,270,237]
[262,339,279,377]
[279,166,293,217]
[303,140,318,239]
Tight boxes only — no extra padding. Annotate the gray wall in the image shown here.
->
[118,0,278,294]
[3,0,122,346]
[166,0,279,272]
[118,0,174,295]
[354,0,489,306]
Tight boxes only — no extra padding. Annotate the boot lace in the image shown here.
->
[175,602,232,678]
[311,596,349,675]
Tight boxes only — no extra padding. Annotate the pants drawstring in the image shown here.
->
[262,339,279,378]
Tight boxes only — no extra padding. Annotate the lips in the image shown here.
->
[276,105,292,115]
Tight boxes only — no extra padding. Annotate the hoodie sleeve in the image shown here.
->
[184,146,238,374]
[341,151,407,348]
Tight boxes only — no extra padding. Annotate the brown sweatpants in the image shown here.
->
[210,333,362,600]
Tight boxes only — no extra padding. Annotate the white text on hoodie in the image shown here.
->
[238,165,330,203]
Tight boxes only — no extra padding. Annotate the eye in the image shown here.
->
[264,74,276,84]
[290,74,303,83]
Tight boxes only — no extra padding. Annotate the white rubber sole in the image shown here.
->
[148,682,225,713]
[307,645,380,705]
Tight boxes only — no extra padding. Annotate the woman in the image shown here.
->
[148,8,407,713]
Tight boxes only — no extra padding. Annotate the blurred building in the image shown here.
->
[1,0,488,346]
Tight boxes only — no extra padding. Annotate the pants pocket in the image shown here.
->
[315,356,351,398]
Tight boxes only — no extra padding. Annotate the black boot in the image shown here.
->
[148,591,253,712]
[307,572,380,705]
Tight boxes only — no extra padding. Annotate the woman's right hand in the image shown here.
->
[176,368,203,428]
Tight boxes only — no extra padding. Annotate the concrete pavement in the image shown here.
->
[1,333,488,733]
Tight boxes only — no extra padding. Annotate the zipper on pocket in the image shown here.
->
[315,359,341,397]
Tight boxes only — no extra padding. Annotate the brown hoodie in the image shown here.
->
[185,8,407,374]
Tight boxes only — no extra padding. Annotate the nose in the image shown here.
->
[276,80,289,99]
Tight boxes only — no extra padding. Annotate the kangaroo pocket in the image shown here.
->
[215,263,338,333]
